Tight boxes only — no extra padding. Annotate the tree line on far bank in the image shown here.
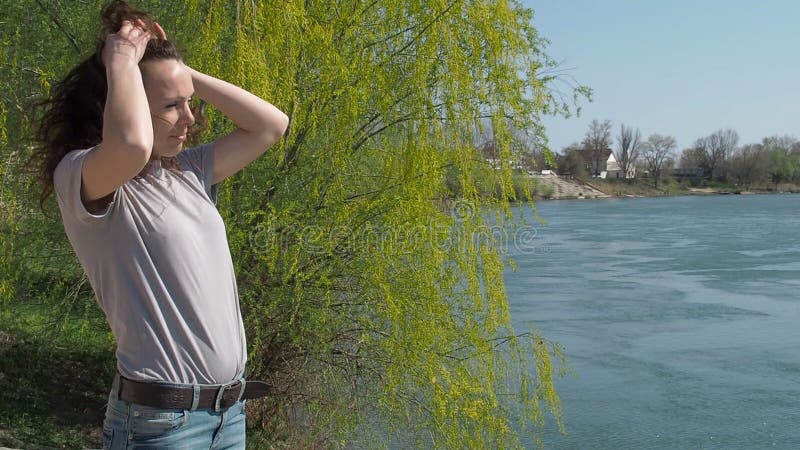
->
[545,119,800,190]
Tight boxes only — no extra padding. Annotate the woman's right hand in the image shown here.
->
[86,18,156,203]
[101,19,152,67]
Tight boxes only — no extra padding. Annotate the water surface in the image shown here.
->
[506,194,800,449]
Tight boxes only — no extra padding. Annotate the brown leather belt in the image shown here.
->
[118,374,272,412]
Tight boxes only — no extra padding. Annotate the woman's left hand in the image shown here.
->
[152,21,168,40]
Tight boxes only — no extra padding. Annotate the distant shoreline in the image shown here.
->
[535,189,800,202]
[530,175,800,201]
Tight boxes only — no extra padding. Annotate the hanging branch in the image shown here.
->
[34,0,81,54]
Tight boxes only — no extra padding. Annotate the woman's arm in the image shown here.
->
[189,67,289,184]
[82,20,154,202]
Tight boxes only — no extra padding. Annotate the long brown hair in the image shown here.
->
[32,0,205,209]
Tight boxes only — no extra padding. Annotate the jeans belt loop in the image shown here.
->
[114,373,123,401]
[214,378,239,412]
[190,384,200,411]
[236,378,246,402]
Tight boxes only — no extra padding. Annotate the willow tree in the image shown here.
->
[1,1,588,448]
[1,0,106,316]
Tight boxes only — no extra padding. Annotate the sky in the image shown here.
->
[520,0,800,154]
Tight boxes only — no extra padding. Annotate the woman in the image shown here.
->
[34,1,288,448]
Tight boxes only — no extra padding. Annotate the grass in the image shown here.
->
[0,287,274,450]
[0,295,115,449]
[588,177,687,197]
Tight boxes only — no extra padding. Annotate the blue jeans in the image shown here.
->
[102,374,246,449]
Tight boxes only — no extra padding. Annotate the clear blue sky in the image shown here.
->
[521,0,800,154]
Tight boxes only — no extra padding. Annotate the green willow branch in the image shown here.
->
[34,0,81,54]
[439,332,535,362]
[384,1,461,63]
[343,162,453,202]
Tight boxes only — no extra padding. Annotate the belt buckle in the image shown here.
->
[214,378,245,412]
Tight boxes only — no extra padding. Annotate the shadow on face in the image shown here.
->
[141,59,195,157]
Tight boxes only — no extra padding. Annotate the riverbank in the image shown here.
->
[532,175,800,200]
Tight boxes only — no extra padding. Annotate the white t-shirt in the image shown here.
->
[53,143,246,384]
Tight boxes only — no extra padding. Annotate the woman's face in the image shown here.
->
[141,59,195,158]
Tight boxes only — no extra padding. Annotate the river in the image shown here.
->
[505,194,800,449]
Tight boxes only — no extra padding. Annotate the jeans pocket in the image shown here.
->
[101,426,113,450]
[130,406,189,439]
[103,398,127,449]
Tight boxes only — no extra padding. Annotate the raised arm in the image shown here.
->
[82,19,154,202]
[188,67,289,185]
